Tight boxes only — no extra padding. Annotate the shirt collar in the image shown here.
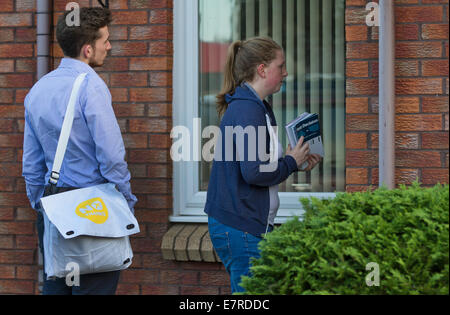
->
[58,57,97,76]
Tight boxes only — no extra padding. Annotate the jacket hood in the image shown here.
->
[225,84,268,114]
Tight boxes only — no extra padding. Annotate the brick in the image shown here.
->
[345,25,367,41]
[396,78,442,95]
[0,89,13,104]
[122,134,148,149]
[149,134,171,149]
[0,149,14,162]
[15,59,36,73]
[422,60,449,77]
[147,103,172,117]
[422,132,449,149]
[129,0,169,9]
[15,235,37,249]
[422,24,449,40]
[0,74,33,88]
[120,269,159,284]
[396,151,441,167]
[0,235,13,249]
[130,57,172,71]
[150,9,172,24]
[347,42,378,59]
[346,114,378,131]
[130,25,172,40]
[371,133,420,149]
[0,106,24,120]
[147,164,170,178]
[395,24,419,41]
[396,114,442,131]
[371,168,420,185]
[345,8,367,24]
[346,61,368,77]
[0,280,34,294]
[423,97,449,113]
[15,89,29,103]
[346,151,378,167]
[347,79,378,96]
[346,168,368,184]
[199,271,230,286]
[113,104,145,117]
[111,42,148,56]
[422,169,449,185]
[346,133,367,149]
[180,286,220,295]
[108,26,128,41]
[149,41,173,56]
[128,150,168,163]
[98,58,129,72]
[396,42,442,59]
[161,270,199,285]
[0,13,32,27]
[0,192,30,207]
[130,88,171,102]
[16,0,35,11]
[0,60,14,73]
[395,97,420,113]
[131,179,169,194]
[0,265,14,279]
[110,88,129,102]
[346,97,369,114]
[371,60,419,77]
[395,6,443,23]
[115,284,141,295]
[0,44,33,58]
[150,72,172,87]
[111,11,148,25]
[0,29,13,42]
[15,28,35,42]
[0,251,34,264]
[16,265,37,280]
[141,285,179,295]
[0,135,24,147]
[128,118,169,133]
[111,73,148,87]
[108,0,129,10]
[0,120,13,133]
[0,222,34,235]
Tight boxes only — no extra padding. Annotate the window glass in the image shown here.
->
[198,0,346,193]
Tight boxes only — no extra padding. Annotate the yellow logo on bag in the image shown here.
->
[75,198,108,224]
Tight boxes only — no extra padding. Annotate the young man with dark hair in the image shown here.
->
[22,7,137,295]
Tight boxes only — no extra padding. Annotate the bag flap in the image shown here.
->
[40,183,140,239]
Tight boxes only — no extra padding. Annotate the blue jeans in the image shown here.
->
[208,216,267,294]
[36,211,120,295]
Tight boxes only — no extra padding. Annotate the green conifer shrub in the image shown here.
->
[240,182,449,294]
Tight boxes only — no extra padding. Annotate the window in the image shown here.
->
[172,0,345,223]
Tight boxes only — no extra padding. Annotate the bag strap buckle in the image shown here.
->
[49,171,60,185]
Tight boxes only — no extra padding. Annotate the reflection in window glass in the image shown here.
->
[199,0,345,193]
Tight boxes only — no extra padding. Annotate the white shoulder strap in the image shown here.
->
[49,73,87,185]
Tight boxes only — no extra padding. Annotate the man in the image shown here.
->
[22,7,137,295]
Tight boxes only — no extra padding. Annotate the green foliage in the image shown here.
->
[240,182,449,295]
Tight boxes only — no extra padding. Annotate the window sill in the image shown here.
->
[161,223,221,263]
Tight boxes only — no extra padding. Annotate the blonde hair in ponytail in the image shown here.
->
[216,37,282,118]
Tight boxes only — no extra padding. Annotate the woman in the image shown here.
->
[204,37,322,293]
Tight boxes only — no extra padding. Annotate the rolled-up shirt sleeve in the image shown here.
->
[82,81,137,211]
[22,108,47,210]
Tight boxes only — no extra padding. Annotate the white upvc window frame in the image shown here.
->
[170,0,336,223]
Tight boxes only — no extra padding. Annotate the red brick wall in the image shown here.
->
[0,0,449,295]
[345,0,449,191]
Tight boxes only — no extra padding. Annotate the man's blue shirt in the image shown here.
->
[22,58,137,211]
